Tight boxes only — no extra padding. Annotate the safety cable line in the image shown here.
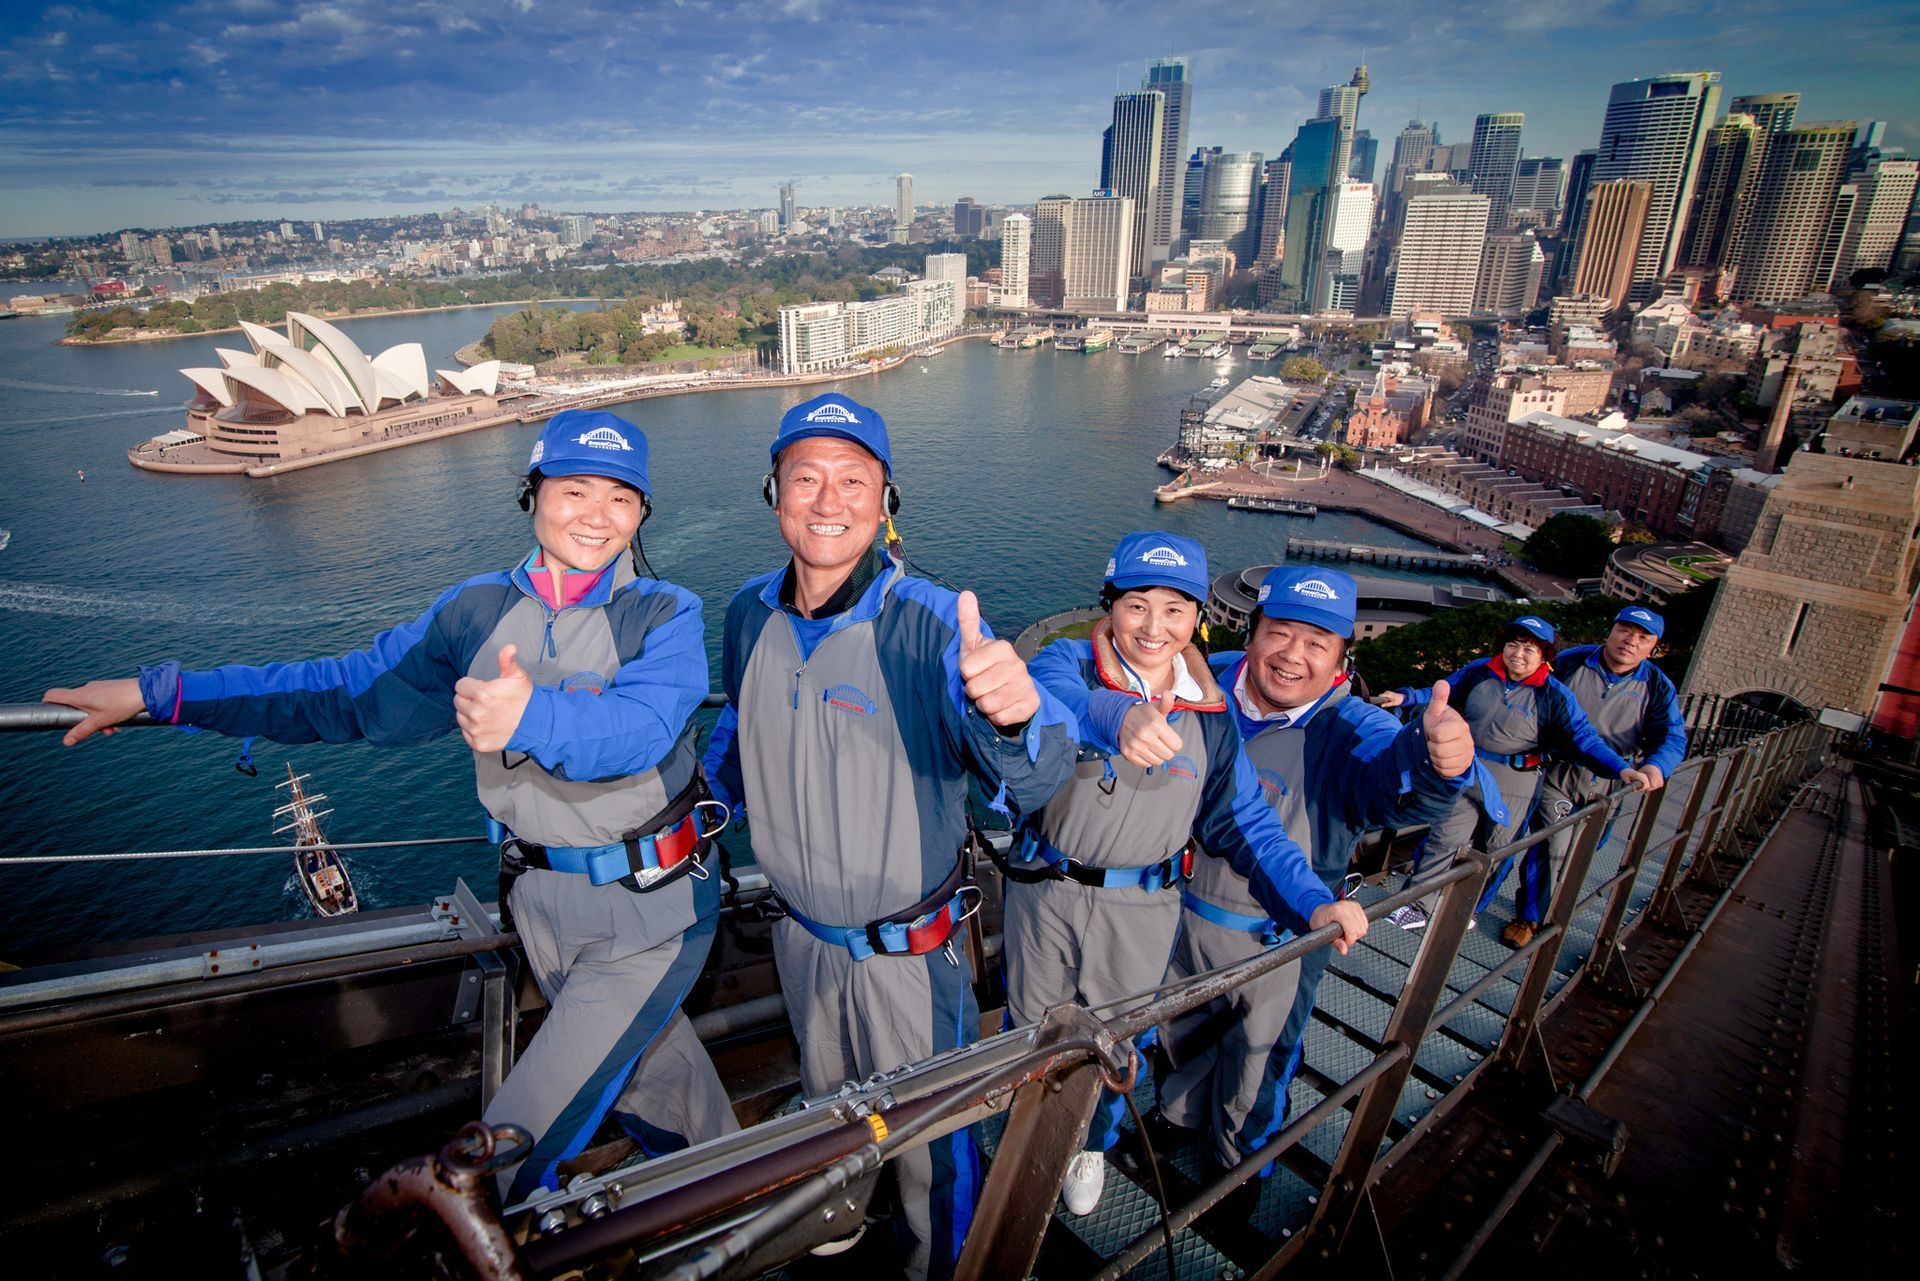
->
[0,836,489,865]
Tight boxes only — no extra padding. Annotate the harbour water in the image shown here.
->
[0,310,1445,953]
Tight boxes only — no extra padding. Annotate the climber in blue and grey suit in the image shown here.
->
[1507,605,1686,946]
[1373,615,1652,932]
[1013,534,1370,1219]
[1157,567,1476,1178]
[46,411,739,1204]
[703,392,1077,1281]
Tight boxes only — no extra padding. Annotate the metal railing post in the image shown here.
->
[1647,756,1716,928]
[1688,744,1752,890]
[1586,780,1670,989]
[954,1006,1114,1281]
[1270,852,1490,1274]
[1494,805,1608,1070]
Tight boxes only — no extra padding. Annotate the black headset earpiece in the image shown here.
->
[517,476,536,511]
[762,472,778,509]
[883,482,902,517]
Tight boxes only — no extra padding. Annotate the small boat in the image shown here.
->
[1209,376,1231,389]
[275,764,359,916]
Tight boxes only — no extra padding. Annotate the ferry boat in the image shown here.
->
[1202,341,1228,358]
[274,765,359,917]
[1081,327,1113,353]
[1225,494,1319,515]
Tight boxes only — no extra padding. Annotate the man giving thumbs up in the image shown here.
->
[702,392,1076,1281]
[44,410,739,1205]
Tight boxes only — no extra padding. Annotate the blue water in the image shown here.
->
[0,312,1447,953]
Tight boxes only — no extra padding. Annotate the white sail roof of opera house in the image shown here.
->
[180,311,488,417]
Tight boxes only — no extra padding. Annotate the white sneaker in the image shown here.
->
[1386,902,1429,931]
[1062,1150,1107,1216]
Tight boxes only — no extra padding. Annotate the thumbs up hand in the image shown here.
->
[454,644,536,753]
[1118,691,1185,770]
[1421,679,1475,778]
[955,591,1040,729]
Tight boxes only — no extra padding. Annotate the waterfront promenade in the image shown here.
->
[1158,462,1575,599]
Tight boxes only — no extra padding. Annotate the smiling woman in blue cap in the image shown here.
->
[45,408,739,1202]
[1011,532,1367,1218]
[1373,614,1653,933]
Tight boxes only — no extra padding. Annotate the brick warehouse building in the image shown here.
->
[1500,410,1718,537]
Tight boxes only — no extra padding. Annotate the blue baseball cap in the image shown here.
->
[1256,567,1357,640]
[1105,531,1210,602]
[770,392,892,475]
[1614,605,1665,639]
[528,410,650,495]
[1507,615,1556,645]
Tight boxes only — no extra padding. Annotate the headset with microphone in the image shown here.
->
[519,472,658,578]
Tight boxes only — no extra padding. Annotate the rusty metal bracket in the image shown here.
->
[333,1120,532,1281]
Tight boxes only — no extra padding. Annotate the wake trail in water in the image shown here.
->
[0,377,162,397]
[14,406,181,427]
[0,582,334,627]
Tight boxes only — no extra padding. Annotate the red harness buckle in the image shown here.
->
[650,814,699,870]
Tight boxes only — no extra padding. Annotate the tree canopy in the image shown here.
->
[1280,355,1329,383]
[1521,513,1616,578]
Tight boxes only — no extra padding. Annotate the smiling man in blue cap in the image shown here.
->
[47,408,739,1202]
[1508,605,1686,946]
[703,391,1077,1280]
[1154,565,1476,1189]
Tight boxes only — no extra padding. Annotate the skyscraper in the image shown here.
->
[1571,180,1652,308]
[1031,195,1072,307]
[953,196,986,238]
[1730,121,1857,303]
[1721,93,1800,268]
[1183,146,1221,239]
[1100,91,1165,280]
[1475,231,1546,316]
[1316,65,1369,179]
[999,212,1031,306]
[779,183,796,229]
[895,174,914,228]
[1349,130,1378,186]
[1315,180,1375,312]
[924,252,968,329]
[1555,149,1600,287]
[1271,117,1343,312]
[1254,155,1292,263]
[1390,184,1490,319]
[1510,156,1567,230]
[1144,58,1191,266]
[1678,113,1757,269]
[1585,71,1723,302]
[1197,151,1263,263]
[1835,157,1920,280]
[1063,193,1135,311]
[1468,113,1526,230]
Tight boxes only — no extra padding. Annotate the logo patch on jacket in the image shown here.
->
[1257,768,1289,798]
[1165,754,1199,780]
[560,671,606,695]
[822,684,877,716]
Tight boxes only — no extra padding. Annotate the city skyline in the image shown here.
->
[1,1,1917,238]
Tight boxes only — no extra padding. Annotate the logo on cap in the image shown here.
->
[575,427,633,452]
[1629,609,1652,622]
[1256,584,1271,602]
[529,441,545,464]
[1139,545,1190,568]
[1520,616,1545,629]
[1106,558,1118,577]
[1291,578,1340,601]
[803,402,861,424]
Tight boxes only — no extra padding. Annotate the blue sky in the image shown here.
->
[2,0,1916,238]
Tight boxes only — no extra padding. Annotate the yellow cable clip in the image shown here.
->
[865,1112,889,1143]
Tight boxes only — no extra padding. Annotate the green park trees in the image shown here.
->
[1521,513,1616,578]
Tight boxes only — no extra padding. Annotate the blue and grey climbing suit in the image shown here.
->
[1517,646,1686,922]
[137,551,738,1204]
[704,551,1076,1281]
[1393,657,1629,912]
[1159,660,1469,1169]
[1015,625,1336,1158]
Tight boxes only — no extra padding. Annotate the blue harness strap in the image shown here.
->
[1014,830,1188,892]
[1181,890,1288,948]
[486,816,698,887]
[779,891,973,962]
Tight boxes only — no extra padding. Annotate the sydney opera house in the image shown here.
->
[129,311,516,476]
